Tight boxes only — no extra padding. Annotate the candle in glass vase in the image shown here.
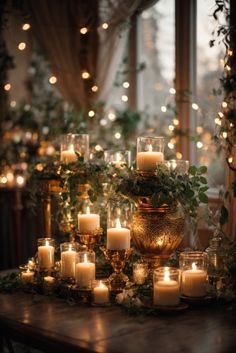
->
[137,144,164,172]
[38,238,55,270]
[78,206,100,233]
[60,243,77,278]
[93,281,109,304]
[61,144,77,163]
[153,268,180,306]
[182,262,207,297]
[21,268,34,283]
[44,276,56,284]
[75,253,95,288]
[107,218,130,250]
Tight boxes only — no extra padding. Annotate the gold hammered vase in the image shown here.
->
[132,197,185,268]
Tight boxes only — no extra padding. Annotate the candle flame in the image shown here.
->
[69,144,74,152]
[69,244,72,251]
[84,253,88,263]
[148,144,153,152]
[26,268,30,273]
[45,240,49,247]
[99,280,106,288]
[115,218,122,228]
[164,269,170,281]
[192,262,197,271]
[86,206,90,214]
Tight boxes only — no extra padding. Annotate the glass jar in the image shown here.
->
[104,150,131,168]
[75,250,95,289]
[136,136,165,172]
[60,133,89,163]
[92,280,110,305]
[179,251,207,297]
[153,267,180,306]
[37,238,55,271]
[60,242,77,279]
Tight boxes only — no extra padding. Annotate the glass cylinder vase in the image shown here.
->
[60,133,89,163]
[75,250,95,289]
[153,267,180,306]
[136,136,165,172]
[37,238,55,271]
[60,242,77,279]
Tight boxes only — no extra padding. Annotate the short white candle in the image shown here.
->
[182,262,207,297]
[38,240,54,270]
[44,276,56,284]
[21,269,34,283]
[61,244,76,278]
[137,144,164,171]
[78,206,100,233]
[107,218,130,250]
[61,144,77,163]
[154,270,180,306]
[93,281,109,304]
[75,253,95,288]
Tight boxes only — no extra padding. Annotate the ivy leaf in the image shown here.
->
[199,186,208,193]
[199,192,208,204]
[219,205,228,225]
[188,166,197,176]
[198,166,207,175]
[199,176,208,184]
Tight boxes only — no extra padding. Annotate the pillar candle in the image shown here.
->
[107,219,130,250]
[93,281,109,304]
[181,262,207,297]
[137,144,164,171]
[78,207,100,233]
[61,144,77,163]
[61,245,76,278]
[44,276,56,284]
[75,254,95,288]
[38,240,54,270]
[154,270,180,306]
[21,269,34,283]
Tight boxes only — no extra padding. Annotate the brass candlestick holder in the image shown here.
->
[77,228,103,250]
[101,246,132,292]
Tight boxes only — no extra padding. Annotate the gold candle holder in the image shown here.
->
[77,228,103,250]
[101,246,132,292]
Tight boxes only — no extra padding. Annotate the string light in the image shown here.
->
[169,87,176,94]
[18,42,26,50]
[161,106,167,112]
[10,100,16,108]
[225,65,231,71]
[192,103,199,111]
[196,126,203,133]
[95,144,103,151]
[176,152,182,159]
[100,118,107,126]
[114,132,121,139]
[228,49,233,56]
[218,112,224,118]
[230,123,234,127]
[49,76,57,84]
[22,23,30,31]
[168,124,174,131]
[4,83,11,91]
[214,117,222,126]
[222,131,227,139]
[123,81,130,88]
[173,119,179,126]
[222,101,227,108]
[16,175,25,186]
[91,85,98,92]
[168,142,174,149]
[80,27,88,34]
[81,71,90,79]
[108,112,116,121]
[228,156,233,163]
[88,110,95,117]
[102,23,109,30]
[196,141,203,149]
[121,95,128,102]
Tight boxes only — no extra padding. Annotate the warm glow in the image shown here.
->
[176,152,182,159]
[95,144,103,151]
[222,101,228,108]
[108,112,116,121]
[169,87,176,94]
[115,218,122,228]
[49,76,57,84]
[114,132,121,139]
[161,106,167,112]
[10,100,16,108]
[99,280,106,288]
[215,117,221,126]
[16,175,25,186]
[84,253,88,263]
[102,22,109,30]
[81,71,90,79]
[218,112,224,118]
[86,206,90,214]
[45,240,49,247]
[228,49,233,56]
[196,141,203,149]
[91,85,98,92]
[68,244,72,251]
[168,124,174,131]
[80,27,88,34]
[121,95,128,102]
[69,144,74,152]
[26,268,30,273]
[222,132,227,139]
[4,83,11,91]
[228,156,233,163]
[164,269,170,281]
[168,142,174,149]
[192,103,199,111]
[225,65,231,71]
[18,42,26,50]
[148,144,153,152]
[88,110,95,117]
[123,81,130,88]
[192,262,197,271]
[22,23,31,31]
[0,176,7,184]
[173,119,179,126]
[196,126,203,133]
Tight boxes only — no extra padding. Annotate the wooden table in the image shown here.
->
[0,292,236,353]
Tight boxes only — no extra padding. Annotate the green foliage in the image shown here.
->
[0,272,21,293]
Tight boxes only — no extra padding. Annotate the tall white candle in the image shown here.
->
[137,144,164,171]
[182,262,207,297]
[61,144,77,163]
[107,218,130,250]
[61,244,76,278]
[154,270,180,306]
[93,281,109,304]
[75,253,95,287]
[38,240,54,270]
[78,206,100,233]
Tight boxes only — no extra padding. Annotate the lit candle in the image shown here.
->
[154,269,180,306]
[137,144,164,171]
[133,263,148,285]
[107,218,130,250]
[182,262,207,297]
[75,253,95,288]
[93,281,109,304]
[61,244,76,278]
[77,206,100,233]
[44,276,56,284]
[38,240,55,270]
[61,144,77,163]
[21,268,34,283]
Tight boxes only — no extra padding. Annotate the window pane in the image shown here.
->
[196,0,225,188]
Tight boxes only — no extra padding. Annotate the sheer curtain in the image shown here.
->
[26,0,157,110]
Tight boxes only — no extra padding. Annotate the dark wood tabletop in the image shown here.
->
[0,292,236,353]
